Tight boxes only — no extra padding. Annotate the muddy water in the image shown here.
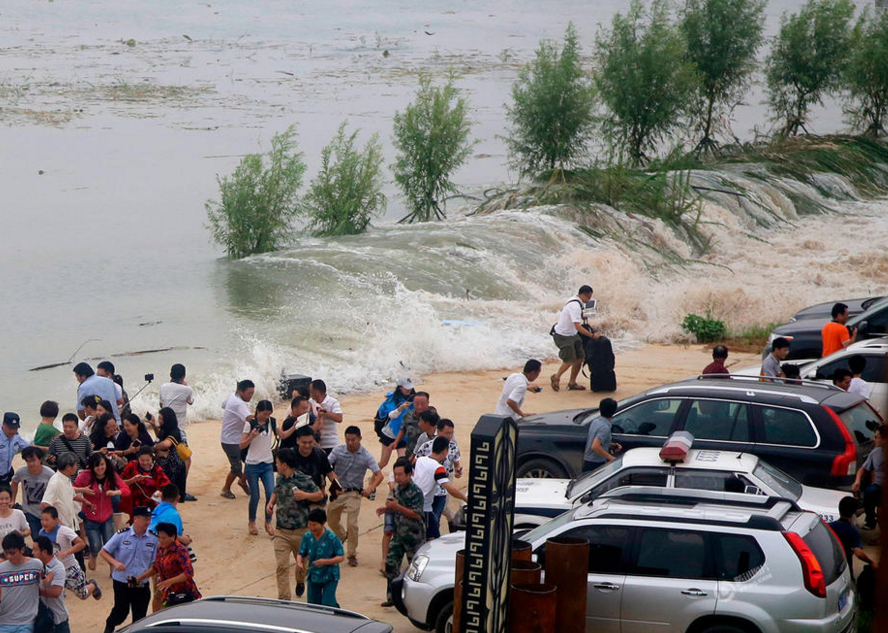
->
[0,0,860,429]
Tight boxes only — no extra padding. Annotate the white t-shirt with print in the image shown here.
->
[242,421,274,464]
[315,395,343,450]
[0,509,29,540]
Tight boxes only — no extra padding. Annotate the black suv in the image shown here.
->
[515,375,880,488]
[119,596,393,633]
[769,296,888,359]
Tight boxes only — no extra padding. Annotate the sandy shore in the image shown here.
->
[38,344,759,631]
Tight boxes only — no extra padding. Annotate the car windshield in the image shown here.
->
[752,461,803,501]
[565,456,624,498]
[519,507,575,545]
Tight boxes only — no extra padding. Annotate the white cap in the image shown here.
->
[397,376,415,390]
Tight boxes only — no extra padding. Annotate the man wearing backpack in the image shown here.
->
[550,285,599,392]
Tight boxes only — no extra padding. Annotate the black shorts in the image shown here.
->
[379,434,406,449]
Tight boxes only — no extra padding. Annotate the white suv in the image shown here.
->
[393,488,856,633]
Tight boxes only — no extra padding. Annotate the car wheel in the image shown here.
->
[517,458,568,479]
[434,600,454,633]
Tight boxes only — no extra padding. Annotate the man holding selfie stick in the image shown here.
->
[550,285,599,393]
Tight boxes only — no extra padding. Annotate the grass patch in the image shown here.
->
[718,322,780,353]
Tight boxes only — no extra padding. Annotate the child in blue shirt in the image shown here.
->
[298,508,344,607]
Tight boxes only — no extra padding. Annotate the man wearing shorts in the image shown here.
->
[220,380,254,499]
[550,285,598,392]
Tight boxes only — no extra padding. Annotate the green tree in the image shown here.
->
[844,8,888,138]
[205,125,305,259]
[680,0,766,153]
[766,0,854,137]
[392,75,473,222]
[301,123,386,236]
[595,0,699,166]
[505,23,596,175]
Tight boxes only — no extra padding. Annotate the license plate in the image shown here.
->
[838,591,848,612]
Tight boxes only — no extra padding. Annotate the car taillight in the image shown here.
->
[783,531,827,598]
[822,405,856,477]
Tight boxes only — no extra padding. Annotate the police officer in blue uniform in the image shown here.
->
[99,506,159,633]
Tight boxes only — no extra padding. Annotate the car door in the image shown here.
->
[610,398,686,453]
[679,399,754,453]
[620,527,718,633]
[537,523,633,633]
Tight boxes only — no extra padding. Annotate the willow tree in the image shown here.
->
[681,0,766,153]
[845,8,888,138]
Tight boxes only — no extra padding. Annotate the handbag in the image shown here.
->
[34,600,55,633]
[169,436,192,461]
[165,589,196,606]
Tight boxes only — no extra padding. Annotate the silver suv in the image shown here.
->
[393,487,856,633]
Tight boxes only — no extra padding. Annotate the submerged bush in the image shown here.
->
[682,312,727,343]
[206,125,305,259]
[301,123,386,236]
[392,75,473,223]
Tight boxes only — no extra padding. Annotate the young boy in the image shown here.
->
[297,508,344,607]
[829,496,877,580]
[38,505,101,601]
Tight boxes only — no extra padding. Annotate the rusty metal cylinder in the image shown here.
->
[510,560,542,585]
[543,537,589,633]
[454,550,465,633]
[511,539,533,562]
[508,583,557,633]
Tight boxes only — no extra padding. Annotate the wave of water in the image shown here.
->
[121,167,888,424]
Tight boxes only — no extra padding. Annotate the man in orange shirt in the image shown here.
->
[821,303,857,357]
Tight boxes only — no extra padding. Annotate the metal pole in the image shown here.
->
[507,584,557,633]
[454,550,465,633]
[544,537,589,633]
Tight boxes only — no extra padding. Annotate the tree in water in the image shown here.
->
[392,75,473,223]
[205,125,305,259]
[844,7,888,138]
[680,0,766,154]
[766,0,854,137]
[506,23,596,176]
[595,0,699,166]
[301,122,386,236]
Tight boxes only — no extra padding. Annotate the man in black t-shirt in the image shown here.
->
[293,427,340,502]
[280,397,312,451]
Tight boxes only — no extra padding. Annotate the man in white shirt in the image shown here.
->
[309,379,343,455]
[848,355,872,399]
[220,380,254,500]
[550,285,598,392]
[495,360,542,419]
[160,364,194,431]
[412,437,467,540]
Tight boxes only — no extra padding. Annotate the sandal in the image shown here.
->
[220,490,236,500]
[567,383,587,391]
[550,374,560,392]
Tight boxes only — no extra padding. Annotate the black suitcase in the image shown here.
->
[584,335,617,392]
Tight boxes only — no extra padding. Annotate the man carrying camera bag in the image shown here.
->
[100,506,158,633]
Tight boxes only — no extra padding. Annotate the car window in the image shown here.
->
[758,406,817,447]
[566,457,623,498]
[862,305,888,334]
[579,467,669,504]
[859,355,887,383]
[751,461,802,500]
[684,400,750,442]
[674,470,758,494]
[611,399,682,437]
[631,528,715,580]
[803,521,847,585]
[838,403,880,446]
[813,358,850,381]
[714,534,765,581]
[556,525,633,574]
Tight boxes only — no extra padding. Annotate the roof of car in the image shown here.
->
[646,375,850,405]
[125,596,392,633]
[622,446,759,472]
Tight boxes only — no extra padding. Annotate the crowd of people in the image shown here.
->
[0,359,475,632]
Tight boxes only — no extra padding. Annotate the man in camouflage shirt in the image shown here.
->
[378,457,426,607]
[268,447,324,600]
[401,392,431,454]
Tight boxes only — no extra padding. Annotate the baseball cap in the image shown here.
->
[396,376,415,390]
[132,506,152,518]
[2,412,20,428]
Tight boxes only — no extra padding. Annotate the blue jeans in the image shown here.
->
[432,494,447,526]
[84,517,115,557]
[0,624,34,633]
[864,483,882,525]
[307,579,339,607]
[425,510,440,540]
[245,461,274,523]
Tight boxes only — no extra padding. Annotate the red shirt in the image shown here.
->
[702,360,729,378]
[154,541,201,603]
[822,322,850,357]
[73,470,131,523]
[121,462,170,511]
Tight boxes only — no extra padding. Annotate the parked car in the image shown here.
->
[768,296,888,360]
[118,596,393,633]
[736,338,887,416]
[514,375,880,488]
[514,441,848,528]
[395,487,856,633]
[789,296,884,322]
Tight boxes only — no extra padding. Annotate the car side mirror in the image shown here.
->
[857,320,868,335]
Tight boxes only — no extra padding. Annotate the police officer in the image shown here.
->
[0,412,29,486]
[378,457,425,607]
[99,506,158,633]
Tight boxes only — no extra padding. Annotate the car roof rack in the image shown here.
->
[188,596,370,620]
[598,485,801,512]
[690,374,844,391]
